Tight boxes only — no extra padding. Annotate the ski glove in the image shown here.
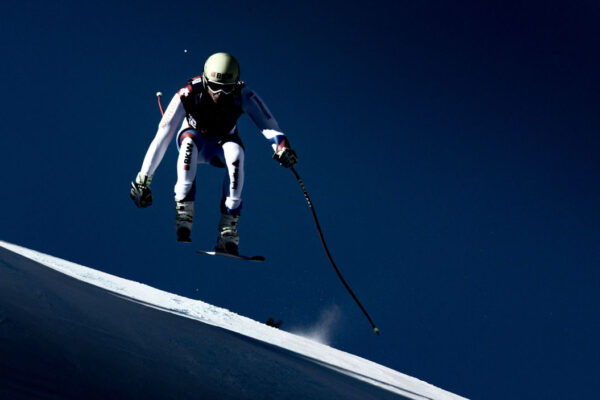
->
[130,173,153,208]
[273,147,298,168]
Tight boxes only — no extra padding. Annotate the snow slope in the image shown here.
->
[0,240,467,400]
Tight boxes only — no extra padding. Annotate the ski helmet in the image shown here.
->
[203,52,240,84]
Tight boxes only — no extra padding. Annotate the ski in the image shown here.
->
[196,250,265,262]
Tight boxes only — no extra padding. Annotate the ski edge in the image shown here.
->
[196,250,265,262]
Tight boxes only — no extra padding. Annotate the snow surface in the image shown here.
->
[0,240,467,400]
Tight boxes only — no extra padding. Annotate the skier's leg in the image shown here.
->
[174,130,199,242]
[174,131,199,201]
[215,140,245,254]
[221,140,244,214]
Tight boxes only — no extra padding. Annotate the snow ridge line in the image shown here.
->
[0,240,467,400]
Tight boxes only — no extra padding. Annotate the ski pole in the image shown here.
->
[156,92,164,116]
[155,92,378,333]
[290,167,380,335]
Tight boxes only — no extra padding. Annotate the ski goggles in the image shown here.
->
[205,79,237,95]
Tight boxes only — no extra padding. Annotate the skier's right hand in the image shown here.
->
[130,173,153,208]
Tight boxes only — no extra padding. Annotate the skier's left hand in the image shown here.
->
[273,147,298,168]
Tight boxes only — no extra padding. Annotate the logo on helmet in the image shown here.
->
[210,72,234,80]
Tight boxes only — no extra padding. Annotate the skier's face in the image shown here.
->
[207,90,226,103]
[204,78,236,103]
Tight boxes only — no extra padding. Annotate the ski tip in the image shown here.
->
[373,327,380,335]
[156,91,163,97]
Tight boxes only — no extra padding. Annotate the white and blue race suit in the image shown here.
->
[138,75,291,215]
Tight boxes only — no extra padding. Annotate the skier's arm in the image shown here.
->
[131,94,185,208]
[242,89,288,151]
[138,93,186,179]
[242,89,297,168]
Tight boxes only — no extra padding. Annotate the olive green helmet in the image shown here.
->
[203,52,240,84]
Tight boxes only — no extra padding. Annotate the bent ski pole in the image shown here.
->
[290,167,379,335]
[156,92,164,116]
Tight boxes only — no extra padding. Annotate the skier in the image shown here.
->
[130,52,298,255]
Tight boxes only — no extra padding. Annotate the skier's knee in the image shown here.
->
[179,133,196,148]
[178,130,198,147]
[178,135,198,170]
[222,141,244,166]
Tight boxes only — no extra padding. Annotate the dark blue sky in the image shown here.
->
[1,1,599,398]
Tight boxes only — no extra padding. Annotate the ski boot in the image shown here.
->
[175,200,194,242]
[215,214,240,255]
